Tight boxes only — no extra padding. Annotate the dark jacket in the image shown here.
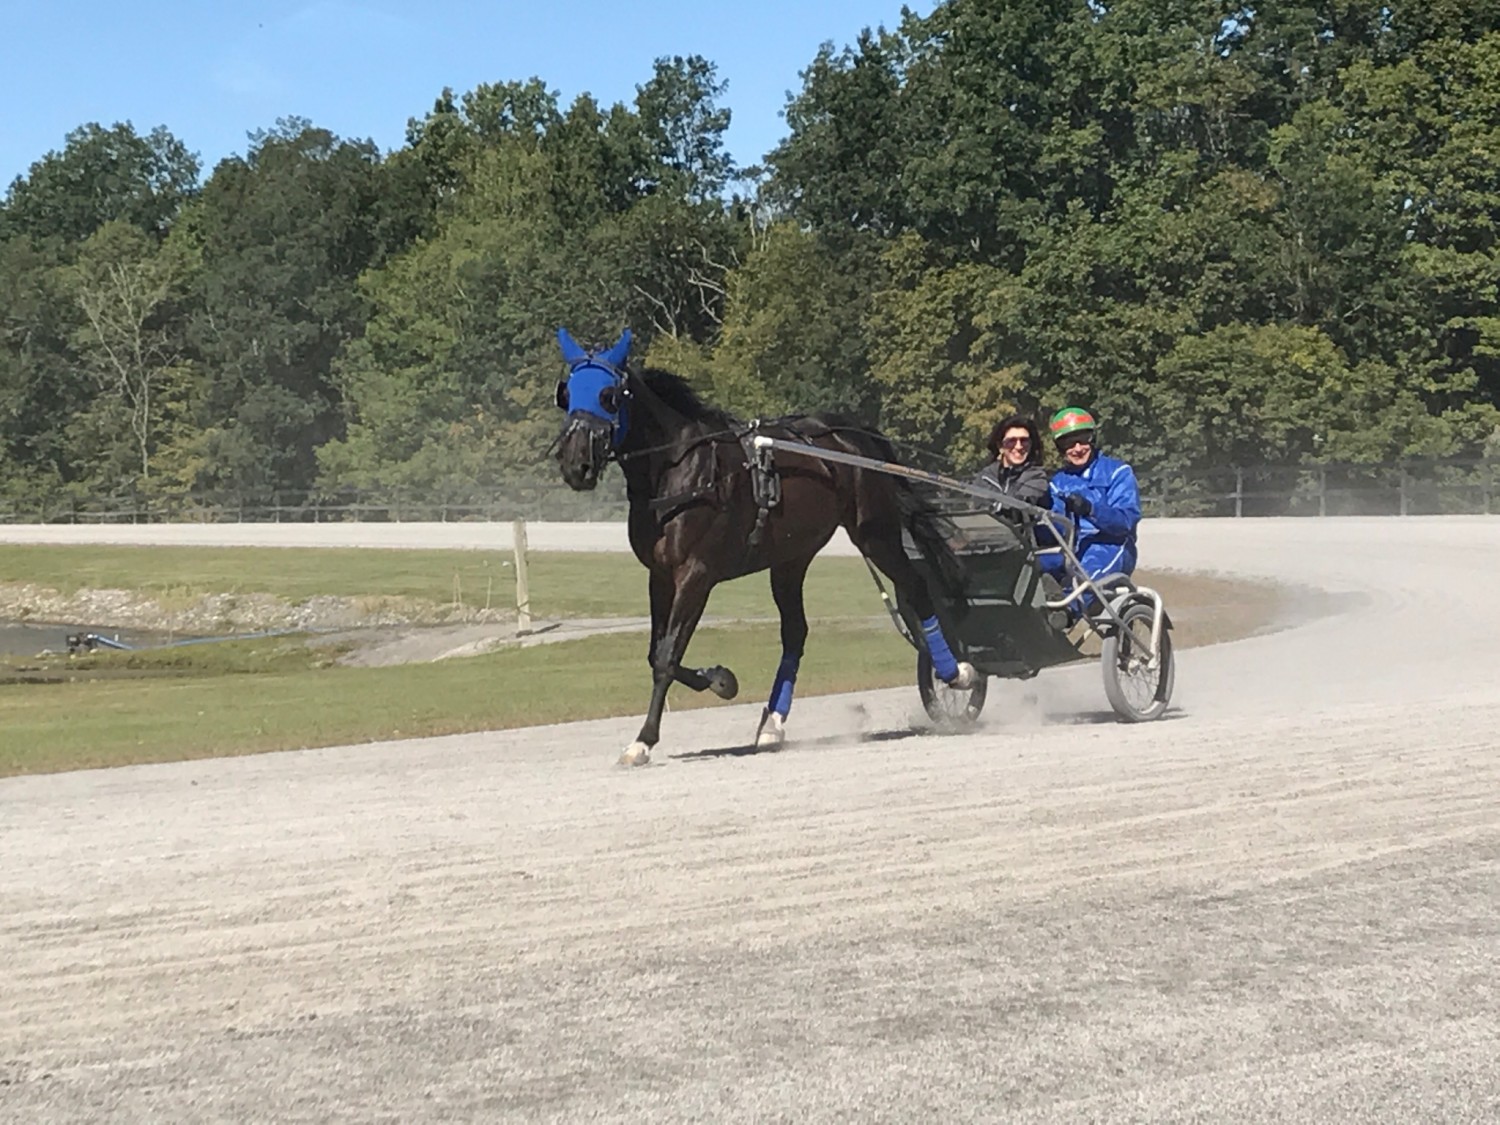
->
[974,414,1051,510]
[974,460,1051,508]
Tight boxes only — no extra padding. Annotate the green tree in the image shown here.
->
[324,68,744,492]
[634,55,736,201]
[0,236,82,498]
[867,232,1027,463]
[64,221,197,485]
[767,27,914,240]
[707,222,883,418]
[2,123,198,242]
[187,119,392,497]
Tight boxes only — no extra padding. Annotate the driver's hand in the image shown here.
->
[1063,492,1093,518]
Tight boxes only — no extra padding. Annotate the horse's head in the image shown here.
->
[554,326,632,490]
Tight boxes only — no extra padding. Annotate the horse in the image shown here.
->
[552,327,977,766]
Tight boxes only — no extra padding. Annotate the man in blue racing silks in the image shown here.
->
[1039,406,1141,616]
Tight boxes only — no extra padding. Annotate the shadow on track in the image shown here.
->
[1047,707,1191,726]
[667,721,1003,763]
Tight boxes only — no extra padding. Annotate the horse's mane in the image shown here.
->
[635,367,740,428]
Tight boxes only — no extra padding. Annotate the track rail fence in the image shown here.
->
[1,459,1497,524]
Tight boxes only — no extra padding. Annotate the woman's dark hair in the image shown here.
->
[986,414,1043,466]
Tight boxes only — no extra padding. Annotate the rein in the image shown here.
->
[615,426,742,465]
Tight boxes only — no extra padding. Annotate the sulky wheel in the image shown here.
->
[1101,600,1174,722]
[917,650,988,727]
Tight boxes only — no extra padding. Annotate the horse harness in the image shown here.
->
[632,421,831,549]
[557,346,839,548]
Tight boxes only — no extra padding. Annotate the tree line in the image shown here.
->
[3,1,1498,512]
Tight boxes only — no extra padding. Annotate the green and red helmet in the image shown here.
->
[1048,406,1097,440]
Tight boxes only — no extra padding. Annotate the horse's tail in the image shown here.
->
[893,475,968,598]
[835,423,967,597]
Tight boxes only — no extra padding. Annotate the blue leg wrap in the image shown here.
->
[768,655,800,717]
[921,615,959,682]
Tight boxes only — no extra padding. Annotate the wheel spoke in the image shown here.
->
[1117,621,1159,708]
[1102,602,1172,722]
[931,681,972,722]
[918,652,986,726]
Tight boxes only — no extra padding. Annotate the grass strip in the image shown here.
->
[0,622,914,776]
[0,544,883,620]
[0,555,1295,777]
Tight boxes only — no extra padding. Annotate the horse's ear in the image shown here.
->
[556,327,589,366]
[599,327,632,371]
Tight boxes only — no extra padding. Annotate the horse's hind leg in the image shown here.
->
[848,520,976,690]
[756,556,812,748]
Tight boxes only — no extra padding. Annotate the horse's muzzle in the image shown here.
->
[557,415,614,490]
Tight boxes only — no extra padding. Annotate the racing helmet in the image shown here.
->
[1049,406,1097,441]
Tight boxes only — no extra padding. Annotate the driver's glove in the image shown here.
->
[1063,492,1093,518]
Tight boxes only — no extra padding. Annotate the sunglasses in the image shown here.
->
[1000,436,1031,450]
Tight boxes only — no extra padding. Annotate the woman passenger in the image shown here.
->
[974,413,1050,509]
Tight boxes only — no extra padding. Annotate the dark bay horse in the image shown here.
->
[553,327,976,765]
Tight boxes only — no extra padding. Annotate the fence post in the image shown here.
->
[1318,467,1327,518]
[1234,467,1244,518]
[1399,468,1410,516]
[513,518,532,635]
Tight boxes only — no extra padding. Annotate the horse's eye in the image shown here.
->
[599,385,621,414]
[555,381,569,410]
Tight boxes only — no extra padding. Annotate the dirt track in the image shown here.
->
[3,517,1499,1122]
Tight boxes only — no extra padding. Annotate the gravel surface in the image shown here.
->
[3,517,1498,1123]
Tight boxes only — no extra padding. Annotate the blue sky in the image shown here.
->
[1,0,933,187]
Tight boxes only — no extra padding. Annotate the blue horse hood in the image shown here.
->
[556,326,632,445]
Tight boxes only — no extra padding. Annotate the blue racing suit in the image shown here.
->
[1039,451,1141,608]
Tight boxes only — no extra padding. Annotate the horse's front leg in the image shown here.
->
[621,563,714,767]
[755,557,812,749]
[646,571,738,702]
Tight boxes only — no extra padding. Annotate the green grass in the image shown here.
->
[0,622,914,776]
[0,544,885,620]
[0,543,1292,777]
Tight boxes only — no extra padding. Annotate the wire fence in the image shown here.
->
[1,459,1497,524]
[0,478,632,525]
[1140,460,1500,517]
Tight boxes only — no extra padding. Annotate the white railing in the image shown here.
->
[2,459,1497,524]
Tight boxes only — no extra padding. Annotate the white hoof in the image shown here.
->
[756,710,786,749]
[947,661,978,690]
[618,741,652,767]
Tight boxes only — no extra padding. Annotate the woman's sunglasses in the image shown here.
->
[1000,437,1031,450]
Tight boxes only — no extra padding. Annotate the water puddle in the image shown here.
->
[0,621,202,658]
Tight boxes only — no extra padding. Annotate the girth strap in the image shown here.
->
[740,426,782,548]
